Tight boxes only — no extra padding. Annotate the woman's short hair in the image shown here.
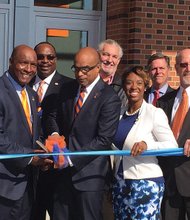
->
[122,66,150,89]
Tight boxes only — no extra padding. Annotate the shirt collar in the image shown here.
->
[99,72,115,85]
[82,75,100,94]
[34,70,56,86]
[6,71,24,91]
[151,83,168,95]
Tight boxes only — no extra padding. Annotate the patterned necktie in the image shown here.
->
[152,90,160,106]
[37,80,45,112]
[75,87,85,116]
[37,80,45,103]
[21,89,32,133]
[172,89,189,139]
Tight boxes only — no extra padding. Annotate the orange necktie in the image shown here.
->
[152,90,160,106]
[21,89,32,133]
[37,80,45,103]
[75,87,85,116]
[172,89,189,139]
[37,80,45,112]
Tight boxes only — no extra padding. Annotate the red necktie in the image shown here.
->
[21,89,32,133]
[172,89,189,139]
[152,90,160,106]
[75,87,85,116]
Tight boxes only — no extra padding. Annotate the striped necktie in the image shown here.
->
[75,87,85,116]
[21,89,32,133]
[172,89,189,139]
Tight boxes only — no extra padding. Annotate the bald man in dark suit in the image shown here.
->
[44,47,121,220]
[0,45,52,220]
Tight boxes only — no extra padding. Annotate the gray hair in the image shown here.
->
[98,39,123,59]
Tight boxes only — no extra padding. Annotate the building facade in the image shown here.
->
[1,0,190,86]
[107,0,190,88]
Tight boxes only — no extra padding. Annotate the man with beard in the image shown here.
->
[157,48,190,220]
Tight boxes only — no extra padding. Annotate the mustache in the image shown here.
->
[102,61,111,66]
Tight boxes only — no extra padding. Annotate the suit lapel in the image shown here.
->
[43,72,60,99]
[73,79,103,121]
[3,75,34,137]
[26,86,37,138]
[177,108,190,146]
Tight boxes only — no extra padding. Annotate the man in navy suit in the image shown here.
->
[0,45,53,220]
[30,42,72,220]
[44,47,121,220]
[144,53,175,104]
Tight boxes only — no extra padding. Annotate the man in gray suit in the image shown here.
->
[157,48,190,220]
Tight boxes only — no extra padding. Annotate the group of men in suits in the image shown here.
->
[30,40,123,220]
[145,50,190,220]
[2,38,190,220]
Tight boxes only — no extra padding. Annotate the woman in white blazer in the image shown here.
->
[112,66,178,220]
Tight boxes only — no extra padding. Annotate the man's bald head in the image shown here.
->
[9,44,37,86]
[73,47,101,87]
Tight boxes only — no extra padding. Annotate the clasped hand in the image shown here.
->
[31,150,53,171]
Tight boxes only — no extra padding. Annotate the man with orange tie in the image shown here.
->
[0,45,53,220]
[44,46,121,220]
[144,52,175,105]
[30,41,72,220]
[157,48,190,220]
[31,41,72,132]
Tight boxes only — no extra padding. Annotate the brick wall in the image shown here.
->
[107,0,190,88]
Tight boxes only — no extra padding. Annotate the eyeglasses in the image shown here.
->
[37,54,56,61]
[71,63,98,74]
[179,63,190,68]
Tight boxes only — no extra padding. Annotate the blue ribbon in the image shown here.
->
[0,148,184,160]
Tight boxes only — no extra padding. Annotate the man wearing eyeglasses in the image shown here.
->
[144,53,175,106]
[157,48,190,220]
[44,47,121,220]
[30,42,72,220]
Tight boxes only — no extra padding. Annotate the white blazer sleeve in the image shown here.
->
[143,108,178,150]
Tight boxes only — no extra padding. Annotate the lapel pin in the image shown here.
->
[94,93,99,99]
[32,97,35,101]
[55,82,59,85]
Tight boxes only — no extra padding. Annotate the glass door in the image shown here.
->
[0,0,14,75]
[34,7,104,78]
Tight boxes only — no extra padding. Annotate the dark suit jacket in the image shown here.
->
[111,74,127,112]
[157,88,190,197]
[144,84,174,102]
[45,78,121,191]
[0,73,39,200]
[30,71,72,138]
